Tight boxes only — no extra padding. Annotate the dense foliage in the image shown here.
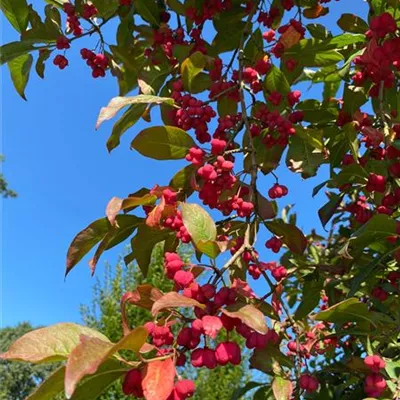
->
[0,323,58,400]
[2,0,400,399]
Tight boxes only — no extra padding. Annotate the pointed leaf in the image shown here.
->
[0,0,29,33]
[312,298,375,327]
[152,292,205,315]
[0,40,36,65]
[272,377,293,400]
[66,218,110,276]
[130,224,170,276]
[106,103,147,152]
[265,219,307,255]
[0,323,110,363]
[65,327,147,398]
[131,126,195,160]
[26,366,65,400]
[181,51,206,92]
[222,304,267,334]
[181,203,217,255]
[142,358,176,400]
[96,95,174,129]
[8,53,33,100]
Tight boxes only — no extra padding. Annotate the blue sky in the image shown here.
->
[1,0,368,328]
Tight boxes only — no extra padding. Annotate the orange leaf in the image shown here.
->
[141,358,176,400]
[303,4,329,19]
[279,26,302,49]
[152,292,205,316]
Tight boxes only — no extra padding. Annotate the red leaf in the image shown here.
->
[106,197,123,226]
[152,292,205,316]
[141,358,176,400]
[121,285,163,335]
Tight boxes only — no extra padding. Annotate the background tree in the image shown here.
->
[0,323,56,400]
[0,155,16,198]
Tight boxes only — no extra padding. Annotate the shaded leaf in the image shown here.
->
[337,14,368,34]
[295,278,324,319]
[0,40,36,65]
[264,65,290,95]
[318,193,343,227]
[130,224,170,276]
[312,298,375,327]
[265,219,307,254]
[181,51,206,92]
[66,218,110,276]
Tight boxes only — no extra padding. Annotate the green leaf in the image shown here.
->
[131,125,195,160]
[96,95,174,129]
[166,0,185,14]
[89,215,143,274]
[307,23,332,40]
[272,377,293,400]
[318,193,343,227]
[295,278,324,319]
[347,214,398,251]
[212,21,246,54]
[343,85,368,115]
[312,298,375,327]
[337,14,369,34]
[218,96,238,117]
[286,135,325,178]
[265,219,307,255]
[231,382,263,400]
[250,345,293,374]
[181,51,206,92]
[253,387,274,400]
[65,327,147,398]
[181,203,216,241]
[343,122,359,162]
[106,103,147,152]
[0,323,110,363]
[130,224,170,276]
[264,65,290,95]
[370,0,384,14]
[295,100,338,123]
[0,40,36,65]
[134,0,160,26]
[26,366,65,400]
[35,48,51,78]
[70,366,127,400]
[284,34,364,67]
[170,164,196,193]
[7,53,33,100]
[334,163,368,186]
[66,218,110,276]
[0,0,29,33]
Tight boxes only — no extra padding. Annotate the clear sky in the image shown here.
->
[1,0,368,328]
